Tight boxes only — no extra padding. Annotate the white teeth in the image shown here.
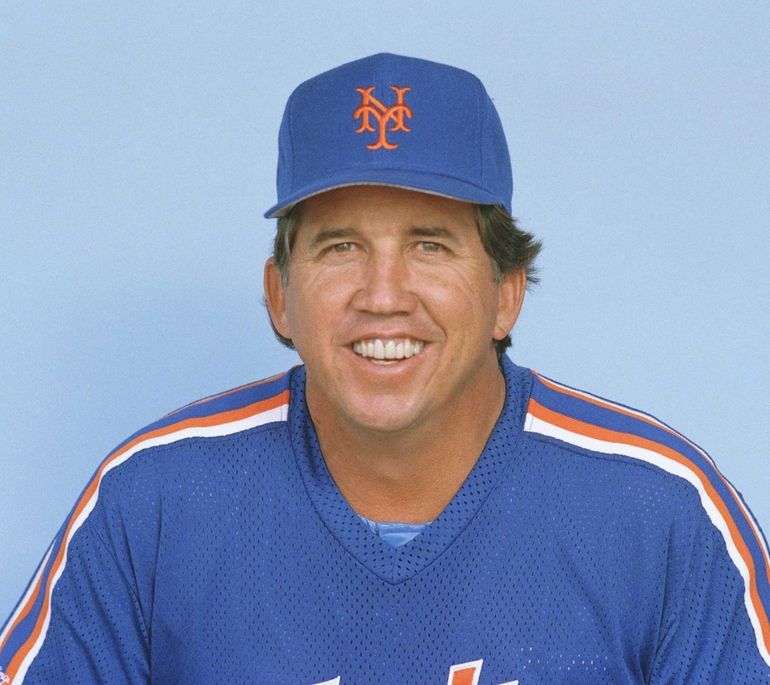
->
[352,338,425,360]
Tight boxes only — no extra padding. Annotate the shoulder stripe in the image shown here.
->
[532,373,770,584]
[162,371,289,420]
[524,372,770,667]
[0,379,290,684]
[0,544,53,667]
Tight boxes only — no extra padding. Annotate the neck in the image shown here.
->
[308,361,506,524]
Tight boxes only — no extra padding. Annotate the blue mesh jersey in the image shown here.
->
[2,357,770,684]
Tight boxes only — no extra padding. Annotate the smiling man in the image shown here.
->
[264,186,525,525]
[2,53,769,685]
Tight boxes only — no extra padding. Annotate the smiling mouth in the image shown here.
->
[352,338,425,361]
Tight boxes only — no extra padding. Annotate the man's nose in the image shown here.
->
[352,250,416,314]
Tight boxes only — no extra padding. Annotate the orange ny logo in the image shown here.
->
[353,86,413,150]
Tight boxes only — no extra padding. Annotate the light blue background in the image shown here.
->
[2,2,768,619]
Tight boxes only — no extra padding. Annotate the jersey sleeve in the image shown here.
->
[0,464,152,685]
[651,497,770,684]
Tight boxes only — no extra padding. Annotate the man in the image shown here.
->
[1,53,768,684]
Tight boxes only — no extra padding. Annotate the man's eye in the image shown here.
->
[331,242,354,252]
[419,241,443,253]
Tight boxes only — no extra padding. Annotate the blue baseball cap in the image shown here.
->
[264,53,513,218]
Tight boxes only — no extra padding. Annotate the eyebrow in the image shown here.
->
[406,226,456,240]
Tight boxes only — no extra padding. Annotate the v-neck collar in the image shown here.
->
[287,356,532,584]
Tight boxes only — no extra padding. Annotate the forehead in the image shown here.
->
[295,185,478,232]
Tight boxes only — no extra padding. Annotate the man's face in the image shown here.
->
[265,185,524,438]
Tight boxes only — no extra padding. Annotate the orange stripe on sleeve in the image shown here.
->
[0,570,44,655]
[4,388,289,679]
[527,397,770,657]
[533,373,770,606]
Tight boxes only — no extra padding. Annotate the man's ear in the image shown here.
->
[493,269,527,342]
[263,258,291,339]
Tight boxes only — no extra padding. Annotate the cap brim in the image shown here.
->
[263,168,506,218]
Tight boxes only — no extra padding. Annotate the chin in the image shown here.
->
[339,397,425,436]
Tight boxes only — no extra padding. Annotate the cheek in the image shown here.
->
[423,267,500,327]
[283,273,354,341]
